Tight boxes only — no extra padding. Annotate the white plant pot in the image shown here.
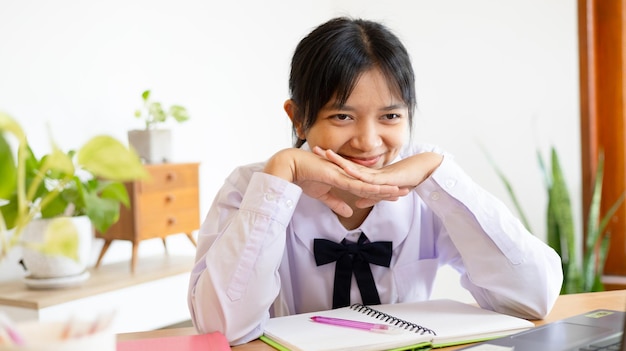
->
[21,216,93,279]
[127,129,172,164]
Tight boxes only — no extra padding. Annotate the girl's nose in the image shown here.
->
[351,121,383,151]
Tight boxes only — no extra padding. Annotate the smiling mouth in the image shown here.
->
[344,155,381,167]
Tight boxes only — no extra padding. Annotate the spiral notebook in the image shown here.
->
[260,299,535,351]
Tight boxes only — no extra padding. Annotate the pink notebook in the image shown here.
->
[117,332,231,351]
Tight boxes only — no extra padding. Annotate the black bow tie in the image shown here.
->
[313,233,392,308]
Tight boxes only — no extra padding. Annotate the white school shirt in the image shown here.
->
[187,143,563,345]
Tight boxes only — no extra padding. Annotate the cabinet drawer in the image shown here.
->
[136,209,199,240]
[140,163,199,192]
[136,188,199,213]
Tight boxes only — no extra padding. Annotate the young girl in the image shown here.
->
[187,17,563,345]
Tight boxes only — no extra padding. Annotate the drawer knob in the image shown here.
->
[167,217,177,225]
[165,194,175,203]
[166,172,177,181]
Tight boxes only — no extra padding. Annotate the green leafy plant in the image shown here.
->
[134,89,190,129]
[0,111,148,261]
[486,146,625,294]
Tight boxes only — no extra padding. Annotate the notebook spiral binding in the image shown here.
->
[350,303,437,336]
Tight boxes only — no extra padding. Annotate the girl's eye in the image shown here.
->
[382,113,401,120]
[332,114,352,121]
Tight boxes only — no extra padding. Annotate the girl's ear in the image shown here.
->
[284,99,306,139]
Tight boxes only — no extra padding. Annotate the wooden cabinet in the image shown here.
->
[95,162,200,273]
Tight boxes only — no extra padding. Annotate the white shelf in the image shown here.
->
[0,255,194,333]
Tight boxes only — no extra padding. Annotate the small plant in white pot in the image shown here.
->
[0,111,148,287]
[127,89,190,164]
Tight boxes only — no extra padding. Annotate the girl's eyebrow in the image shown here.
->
[381,103,407,111]
[325,101,407,111]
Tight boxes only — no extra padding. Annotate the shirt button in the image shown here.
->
[445,179,456,188]
[264,193,276,202]
[430,192,440,201]
[285,199,294,208]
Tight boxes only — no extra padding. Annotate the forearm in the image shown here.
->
[189,216,285,343]
[446,208,561,319]
[417,158,562,319]
[188,172,302,344]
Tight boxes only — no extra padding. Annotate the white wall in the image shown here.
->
[0,0,579,303]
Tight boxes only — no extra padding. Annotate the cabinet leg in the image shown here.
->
[161,238,168,254]
[95,239,113,268]
[186,232,197,247]
[131,242,139,274]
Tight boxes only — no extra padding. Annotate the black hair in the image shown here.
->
[288,17,416,147]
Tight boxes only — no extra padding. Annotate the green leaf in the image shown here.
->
[586,232,609,292]
[83,189,121,233]
[582,151,605,292]
[39,217,80,261]
[76,135,148,181]
[98,180,130,207]
[0,194,18,229]
[149,102,167,123]
[169,105,190,123]
[43,143,75,176]
[23,145,40,179]
[142,90,151,101]
[593,232,611,291]
[582,150,626,292]
[77,179,128,233]
[0,132,16,200]
[597,193,626,242]
[0,112,27,143]
[536,149,551,190]
[40,191,70,218]
[547,147,579,293]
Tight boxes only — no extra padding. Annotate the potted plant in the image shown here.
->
[0,111,148,284]
[127,89,190,164]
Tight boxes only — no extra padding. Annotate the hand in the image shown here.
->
[312,147,443,208]
[264,148,409,217]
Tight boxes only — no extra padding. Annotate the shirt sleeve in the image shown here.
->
[415,155,563,319]
[187,167,302,344]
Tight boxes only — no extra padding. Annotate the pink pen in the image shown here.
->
[0,314,25,346]
[310,316,401,334]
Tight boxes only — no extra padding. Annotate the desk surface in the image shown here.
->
[117,289,626,351]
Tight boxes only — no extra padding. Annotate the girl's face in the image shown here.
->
[289,68,409,169]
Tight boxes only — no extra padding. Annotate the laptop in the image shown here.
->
[459,308,625,351]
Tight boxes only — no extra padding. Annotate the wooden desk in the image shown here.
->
[117,290,626,350]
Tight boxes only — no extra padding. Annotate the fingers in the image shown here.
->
[316,193,354,218]
[313,146,385,184]
[302,147,412,211]
[354,194,404,209]
[311,147,409,199]
[330,173,405,198]
[313,147,358,174]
